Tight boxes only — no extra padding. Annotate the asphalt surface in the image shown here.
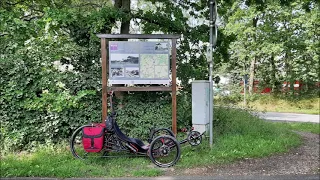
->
[1,174,320,180]
[257,112,319,123]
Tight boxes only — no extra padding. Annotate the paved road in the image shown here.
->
[257,112,319,123]
[2,175,319,180]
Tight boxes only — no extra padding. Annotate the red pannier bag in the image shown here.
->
[82,126,105,152]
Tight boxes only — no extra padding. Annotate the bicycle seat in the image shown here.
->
[113,121,146,148]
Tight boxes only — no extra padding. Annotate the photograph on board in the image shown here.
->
[155,42,169,51]
[111,67,124,77]
[110,54,139,65]
[125,67,140,78]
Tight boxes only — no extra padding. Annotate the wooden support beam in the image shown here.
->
[109,86,172,92]
[101,38,108,123]
[171,39,177,135]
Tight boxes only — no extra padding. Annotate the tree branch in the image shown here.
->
[0,33,9,37]
[22,15,44,21]
[5,0,26,6]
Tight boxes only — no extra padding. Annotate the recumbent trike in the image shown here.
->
[69,92,203,168]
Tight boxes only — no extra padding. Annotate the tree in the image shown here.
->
[221,0,319,94]
[0,0,122,150]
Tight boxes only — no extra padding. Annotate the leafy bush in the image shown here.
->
[0,38,102,152]
[114,91,192,140]
[0,84,193,153]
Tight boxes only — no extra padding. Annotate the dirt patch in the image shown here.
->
[166,131,319,176]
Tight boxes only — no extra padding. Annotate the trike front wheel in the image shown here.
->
[148,135,181,168]
[148,128,175,143]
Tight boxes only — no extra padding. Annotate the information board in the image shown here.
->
[109,41,170,84]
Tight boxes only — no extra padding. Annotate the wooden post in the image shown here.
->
[171,39,177,135]
[101,38,108,123]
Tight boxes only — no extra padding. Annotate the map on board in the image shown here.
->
[140,54,169,78]
[108,41,170,85]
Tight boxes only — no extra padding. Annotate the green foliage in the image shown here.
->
[222,0,319,92]
[136,0,232,91]
[0,1,121,152]
[114,92,192,140]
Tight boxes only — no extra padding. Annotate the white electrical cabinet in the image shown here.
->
[192,80,210,134]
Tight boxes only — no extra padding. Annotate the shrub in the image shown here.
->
[114,91,192,140]
[0,89,192,153]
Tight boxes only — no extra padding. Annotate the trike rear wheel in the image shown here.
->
[148,135,181,168]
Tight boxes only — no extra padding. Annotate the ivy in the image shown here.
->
[114,92,192,140]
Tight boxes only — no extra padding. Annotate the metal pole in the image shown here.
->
[244,77,246,107]
[209,0,215,148]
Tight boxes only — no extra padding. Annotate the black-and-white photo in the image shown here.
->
[155,43,169,51]
[110,54,139,65]
[111,67,124,77]
[125,67,139,78]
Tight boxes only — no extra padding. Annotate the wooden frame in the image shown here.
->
[97,34,180,135]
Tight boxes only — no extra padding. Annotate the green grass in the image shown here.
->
[248,96,319,114]
[215,95,319,114]
[176,108,302,168]
[1,145,163,178]
[272,122,320,134]
[1,107,302,178]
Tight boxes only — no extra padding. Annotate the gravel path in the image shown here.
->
[166,131,319,176]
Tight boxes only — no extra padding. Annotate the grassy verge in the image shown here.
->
[215,95,319,115]
[1,108,302,178]
[247,97,319,114]
[271,122,320,134]
[177,108,302,168]
[1,145,163,178]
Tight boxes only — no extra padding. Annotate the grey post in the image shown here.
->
[209,0,216,148]
[209,0,218,148]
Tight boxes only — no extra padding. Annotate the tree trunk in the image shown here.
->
[270,53,277,92]
[120,0,130,35]
[248,17,258,95]
[113,0,131,101]
[248,57,256,95]
[284,52,288,95]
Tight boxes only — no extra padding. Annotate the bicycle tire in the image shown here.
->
[187,131,202,146]
[148,135,181,168]
[149,128,175,143]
